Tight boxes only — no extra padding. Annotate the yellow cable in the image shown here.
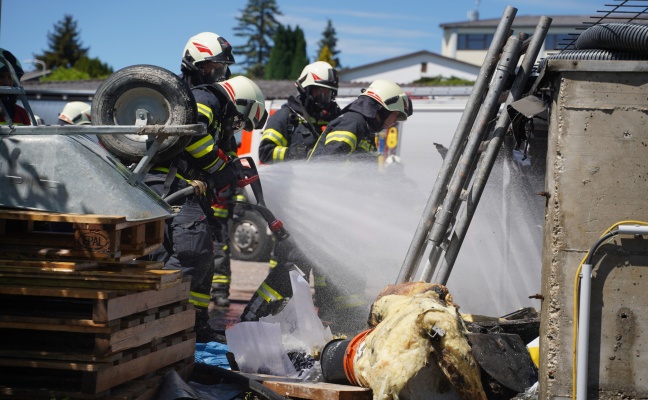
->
[571,220,648,400]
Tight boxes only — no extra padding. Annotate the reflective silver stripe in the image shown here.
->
[197,103,214,125]
[190,291,211,308]
[325,131,357,151]
[257,282,284,302]
[186,135,215,158]
[205,157,226,174]
[261,129,288,147]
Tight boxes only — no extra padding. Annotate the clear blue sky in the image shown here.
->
[1,0,597,75]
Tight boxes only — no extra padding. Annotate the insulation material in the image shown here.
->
[354,282,487,400]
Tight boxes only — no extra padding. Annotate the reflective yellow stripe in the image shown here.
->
[334,294,366,309]
[190,291,211,308]
[358,139,373,152]
[151,167,188,180]
[273,146,287,162]
[261,129,288,147]
[212,275,231,284]
[257,282,283,302]
[325,131,357,151]
[204,157,226,174]
[211,207,228,218]
[185,135,215,159]
[314,275,327,287]
[233,194,246,202]
[197,103,214,125]
[269,259,278,268]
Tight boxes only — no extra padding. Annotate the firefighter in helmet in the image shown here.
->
[259,61,340,163]
[305,79,413,333]
[180,31,241,310]
[57,101,92,126]
[0,48,31,126]
[144,32,267,343]
[309,79,412,160]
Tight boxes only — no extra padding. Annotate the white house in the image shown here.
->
[440,15,589,66]
[338,50,480,84]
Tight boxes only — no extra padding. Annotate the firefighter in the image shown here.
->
[258,61,340,277]
[144,32,267,342]
[57,101,92,125]
[304,79,413,334]
[0,48,30,126]
[258,61,340,164]
[309,79,412,160]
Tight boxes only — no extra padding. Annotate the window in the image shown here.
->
[545,34,574,50]
[457,34,494,50]
[421,62,427,73]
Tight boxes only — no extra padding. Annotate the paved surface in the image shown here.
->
[207,259,270,334]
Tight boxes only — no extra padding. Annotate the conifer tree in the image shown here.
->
[234,0,282,78]
[290,26,309,79]
[36,15,88,69]
[34,14,113,80]
[316,20,341,68]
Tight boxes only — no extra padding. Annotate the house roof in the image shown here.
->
[440,15,591,29]
[339,50,479,76]
[20,78,371,101]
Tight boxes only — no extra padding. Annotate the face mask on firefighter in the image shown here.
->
[201,61,228,83]
[309,86,334,109]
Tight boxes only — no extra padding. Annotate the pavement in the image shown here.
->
[207,259,270,334]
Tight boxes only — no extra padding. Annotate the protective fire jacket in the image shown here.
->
[259,95,332,164]
[0,104,30,125]
[183,86,229,176]
[309,96,383,161]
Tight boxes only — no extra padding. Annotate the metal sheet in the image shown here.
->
[0,134,172,221]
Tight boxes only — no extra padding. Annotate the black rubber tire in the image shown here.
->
[92,64,197,164]
[229,209,273,262]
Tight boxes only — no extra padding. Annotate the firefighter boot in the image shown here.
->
[211,282,230,308]
[194,308,226,343]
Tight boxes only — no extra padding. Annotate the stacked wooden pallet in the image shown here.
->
[0,209,195,399]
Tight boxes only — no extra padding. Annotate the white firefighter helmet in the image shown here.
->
[58,101,91,125]
[296,61,339,92]
[360,79,413,121]
[182,32,235,68]
[217,76,268,131]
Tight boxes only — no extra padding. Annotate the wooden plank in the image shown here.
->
[0,258,98,271]
[101,280,190,322]
[0,284,120,299]
[241,373,372,400]
[0,276,181,291]
[106,308,194,354]
[0,209,128,224]
[93,336,196,393]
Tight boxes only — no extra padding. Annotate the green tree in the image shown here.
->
[36,14,88,69]
[316,20,341,68]
[264,24,308,80]
[233,0,282,78]
[264,25,292,79]
[34,14,113,80]
[290,26,308,79]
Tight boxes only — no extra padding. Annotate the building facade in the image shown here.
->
[440,15,589,66]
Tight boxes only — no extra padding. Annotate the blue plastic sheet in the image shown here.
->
[195,342,231,369]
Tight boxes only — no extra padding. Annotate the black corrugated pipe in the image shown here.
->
[544,48,648,61]
[576,23,648,55]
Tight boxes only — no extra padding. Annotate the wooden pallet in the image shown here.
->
[0,336,195,398]
[0,258,182,290]
[0,209,168,261]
